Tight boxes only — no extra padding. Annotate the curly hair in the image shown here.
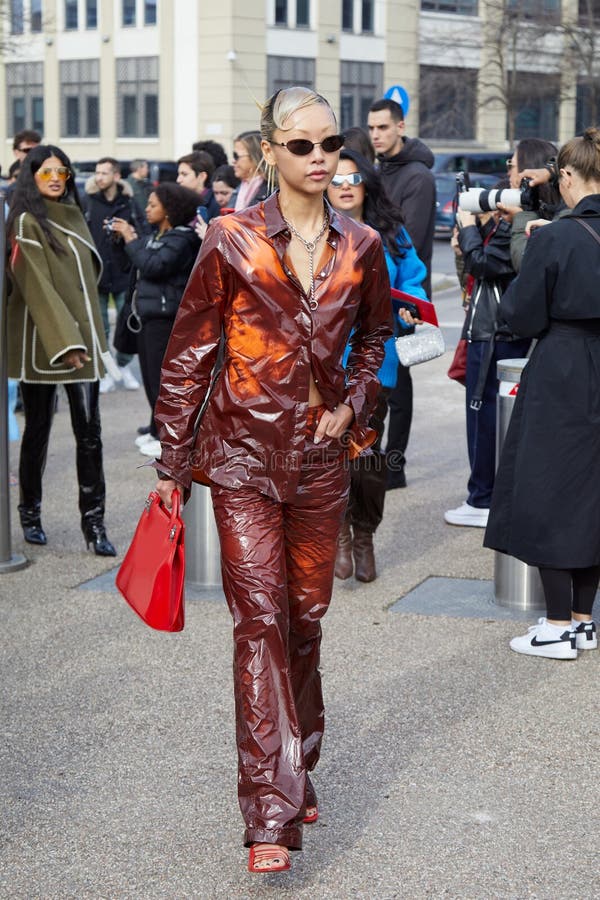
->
[7,144,80,255]
[152,182,200,228]
[337,148,409,259]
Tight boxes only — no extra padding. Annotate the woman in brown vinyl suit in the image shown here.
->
[153,87,392,873]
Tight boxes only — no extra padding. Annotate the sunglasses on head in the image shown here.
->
[37,166,70,181]
[269,134,345,157]
[330,172,363,188]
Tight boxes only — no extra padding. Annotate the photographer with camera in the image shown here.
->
[84,157,147,393]
[444,178,531,528]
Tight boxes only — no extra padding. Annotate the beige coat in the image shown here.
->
[7,198,117,384]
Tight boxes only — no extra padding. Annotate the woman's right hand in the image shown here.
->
[156,478,183,510]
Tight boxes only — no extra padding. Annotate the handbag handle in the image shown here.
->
[168,489,180,522]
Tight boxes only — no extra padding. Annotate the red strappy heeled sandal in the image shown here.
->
[303,805,319,824]
[248,843,291,874]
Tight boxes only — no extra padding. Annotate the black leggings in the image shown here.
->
[538,566,600,621]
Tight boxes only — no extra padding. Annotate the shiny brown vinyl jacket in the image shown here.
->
[154,193,393,497]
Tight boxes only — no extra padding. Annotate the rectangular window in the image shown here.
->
[296,0,309,26]
[267,56,315,94]
[116,57,159,137]
[419,65,477,140]
[340,60,383,130]
[11,0,24,33]
[342,0,353,30]
[275,0,287,25]
[421,0,478,13]
[122,0,136,26]
[60,59,100,138]
[579,0,600,23]
[145,0,157,24]
[6,62,44,135]
[576,80,600,133]
[65,0,78,29]
[31,0,42,31]
[361,0,373,31]
[512,72,559,141]
[507,0,560,20]
[86,0,98,28]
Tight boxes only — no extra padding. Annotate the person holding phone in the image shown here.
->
[152,87,392,873]
[326,147,428,582]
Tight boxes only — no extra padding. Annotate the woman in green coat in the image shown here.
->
[7,145,117,555]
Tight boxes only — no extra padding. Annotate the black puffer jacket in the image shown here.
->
[459,217,519,342]
[125,225,200,322]
[83,178,147,294]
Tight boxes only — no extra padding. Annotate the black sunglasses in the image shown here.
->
[269,134,345,157]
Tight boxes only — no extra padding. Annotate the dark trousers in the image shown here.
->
[539,566,600,621]
[18,380,105,522]
[137,317,175,438]
[465,338,530,508]
[210,409,349,849]
[348,388,390,533]
[385,362,412,470]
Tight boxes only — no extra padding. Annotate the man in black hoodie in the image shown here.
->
[368,99,436,488]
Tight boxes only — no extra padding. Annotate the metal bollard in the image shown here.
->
[183,482,223,592]
[493,358,544,611]
[0,200,27,574]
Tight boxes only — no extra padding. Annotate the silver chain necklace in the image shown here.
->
[282,210,329,310]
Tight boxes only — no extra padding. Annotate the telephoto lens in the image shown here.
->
[458,187,523,214]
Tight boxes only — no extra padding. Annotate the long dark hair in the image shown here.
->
[7,144,81,254]
[337,148,409,259]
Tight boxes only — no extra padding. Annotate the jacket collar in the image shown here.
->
[263,191,345,240]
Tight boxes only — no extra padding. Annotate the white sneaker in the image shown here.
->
[510,617,577,660]
[444,501,489,527]
[134,433,154,448]
[99,373,115,394]
[139,438,162,457]
[572,620,597,650]
[119,365,140,390]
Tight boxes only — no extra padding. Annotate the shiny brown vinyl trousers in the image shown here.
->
[211,407,349,849]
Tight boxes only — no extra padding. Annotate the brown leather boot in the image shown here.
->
[334,521,353,580]
[353,528,376,582]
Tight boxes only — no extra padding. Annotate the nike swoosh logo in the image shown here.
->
[531,636,570,646]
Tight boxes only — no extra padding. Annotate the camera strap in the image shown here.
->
[573,217,600,248]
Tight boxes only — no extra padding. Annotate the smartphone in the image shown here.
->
[196,205,209,224]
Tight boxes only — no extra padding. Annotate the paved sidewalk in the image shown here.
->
[1,349,599,900]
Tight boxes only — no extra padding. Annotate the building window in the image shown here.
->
[275,0,287,25]
[86,0,98,28]
[116,56,159,137]
[361,0,373,31]
[122,0,136,26]
[31,0,42,31]
[512,73,559,141]
[421,1,478,13]
[507,0,560,21]
[145,0,157,24]
[296,0,309,26]
[342,0,353,29]
[6,62,44,135]
[267,56,315,93]
[10,0,24,33]
[579,0,600,23]
[419,65,477,140]
[576,80,600,133]
[65,0,78,29]
[340,60,383,130]
[60,59,100,137]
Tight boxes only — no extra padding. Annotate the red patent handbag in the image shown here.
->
[116,490,185,632]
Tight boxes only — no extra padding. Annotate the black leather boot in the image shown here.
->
[82,514,116,557]
[19,505,47,545]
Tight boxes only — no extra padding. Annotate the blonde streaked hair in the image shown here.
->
[260,86,337,193]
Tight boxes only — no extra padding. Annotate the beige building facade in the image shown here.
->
[0,0,596,173]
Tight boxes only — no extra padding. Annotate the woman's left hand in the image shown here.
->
[194,219,208,241]
[111,218,137,242]
[398,308,423,327]
[314,403,354,443]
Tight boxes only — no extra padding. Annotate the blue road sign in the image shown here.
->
[384,85,410,116]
